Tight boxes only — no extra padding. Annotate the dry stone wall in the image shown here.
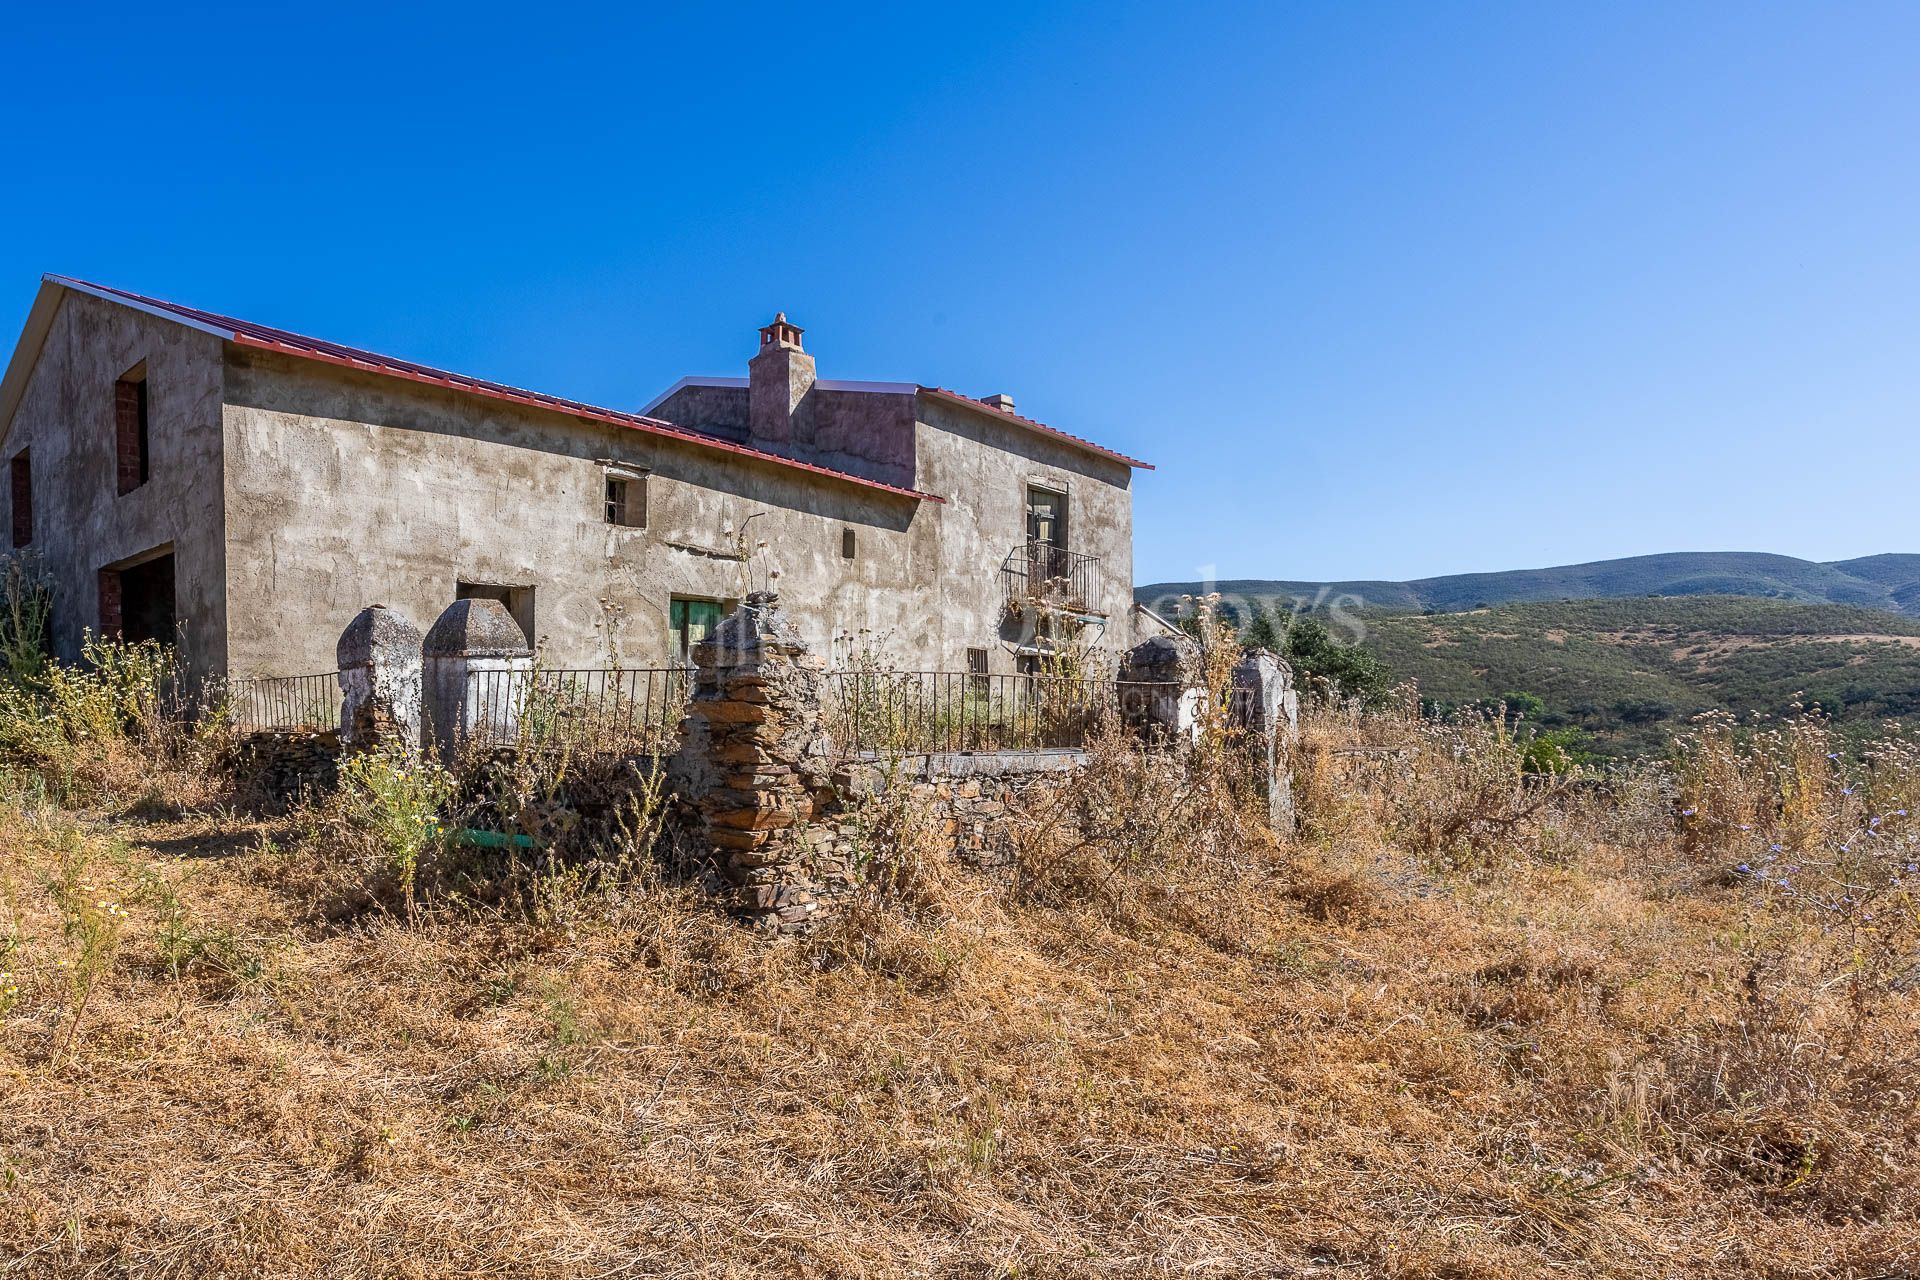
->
[229,728,342,813]
[668,591,855,934]
[835,750,1086,875]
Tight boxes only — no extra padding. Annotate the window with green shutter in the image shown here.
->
[670,597,725,664]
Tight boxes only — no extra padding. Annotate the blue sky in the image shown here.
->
[4,2,1917,585]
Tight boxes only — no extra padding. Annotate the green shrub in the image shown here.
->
[0,552,53,684]
[0,634,198,800]
[337,745,457,925]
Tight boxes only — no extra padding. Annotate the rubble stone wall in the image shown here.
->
[834,750,1087,874]
[229,728,342,813]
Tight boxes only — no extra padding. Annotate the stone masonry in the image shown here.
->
[1118,632,1207,747]
[1231,647,1300,835]
[423,598,534,762]
[337,604,423,751]
[669,592,853,934]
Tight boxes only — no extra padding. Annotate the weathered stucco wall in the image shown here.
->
[221,351,1137,680]
[220,349,953,676]
[2,293,1141,682]
[914,395,1136,663]
[1,292,228,670]
[648,382,919,492]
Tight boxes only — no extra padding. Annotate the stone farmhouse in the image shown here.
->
[0,276,1149,678]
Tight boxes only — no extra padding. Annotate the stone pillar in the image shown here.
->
[1232,648,1301,835]
[336,605,423,752]
[422,598,533,761]
[1118,633,1207,748]
[668,591,847,935]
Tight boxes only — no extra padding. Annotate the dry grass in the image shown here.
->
[1,703,1917,1277]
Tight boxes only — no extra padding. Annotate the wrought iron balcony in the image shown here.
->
[1002,541,1104,615]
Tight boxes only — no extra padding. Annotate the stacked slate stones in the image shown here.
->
[229,729,341,812]
[670,591,851,934]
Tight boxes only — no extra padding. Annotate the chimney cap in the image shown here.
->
[981,392,1015,413]
[759,312,804,350]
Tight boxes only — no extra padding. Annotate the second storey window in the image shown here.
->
[115,364,150,495]
[604,468,647,527]
[1026,485,1065,549]
[10,450,30,548]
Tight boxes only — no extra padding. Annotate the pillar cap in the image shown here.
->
[424,598,530,659]
[694,591,808,664]
[337,604,423,669]
[1122,632,1204,681]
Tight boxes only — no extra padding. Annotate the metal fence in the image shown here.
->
[825,670,1119,754]
[223,664,1259,753]
[443,666,693,748]
[227,672,342,731]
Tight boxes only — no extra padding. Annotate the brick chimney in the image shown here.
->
[749,313,815,448]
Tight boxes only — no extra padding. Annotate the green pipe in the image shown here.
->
[456,827,537,850]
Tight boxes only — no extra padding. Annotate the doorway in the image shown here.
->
[1025,485,1068,582]
[99,550,176,645]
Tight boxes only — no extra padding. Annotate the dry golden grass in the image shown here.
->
[1,708,1917,1278]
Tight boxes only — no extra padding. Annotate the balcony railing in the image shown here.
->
[1002,542,1104,615]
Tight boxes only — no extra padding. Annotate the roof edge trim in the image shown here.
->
[233,335,944,504]
[916,386,1154,470]
[51,276,238,342]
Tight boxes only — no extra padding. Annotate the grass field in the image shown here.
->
[2,667,1917,1277]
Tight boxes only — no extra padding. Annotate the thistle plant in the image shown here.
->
[1684,712,1920,1034]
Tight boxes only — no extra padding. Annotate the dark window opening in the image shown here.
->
[605,473,646,527]
[115,365,150,496]
[101,552,176,645]
[841,527,857,560]
[670,596,725,665]
[1025,486,1065,549]
[967,646,989,693]
[456,581,536,647]
[10,450,30,548]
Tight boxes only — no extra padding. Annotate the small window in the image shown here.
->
[605,472,647,527]
[456,581,536,646]
[841,527,856,560]
[115,365,150,496]
[966,646,989,693]
[9,450,30,548]
[670,596,726,664]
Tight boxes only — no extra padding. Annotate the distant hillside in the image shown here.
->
[1361,597,1920,755]
[1139,552,1920,618]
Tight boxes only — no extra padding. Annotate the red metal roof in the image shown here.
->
[45,275,944,504]
[916,386,1153,470]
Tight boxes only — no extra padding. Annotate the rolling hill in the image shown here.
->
[1138,551,1920,618]
[1355,597,1920,755]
